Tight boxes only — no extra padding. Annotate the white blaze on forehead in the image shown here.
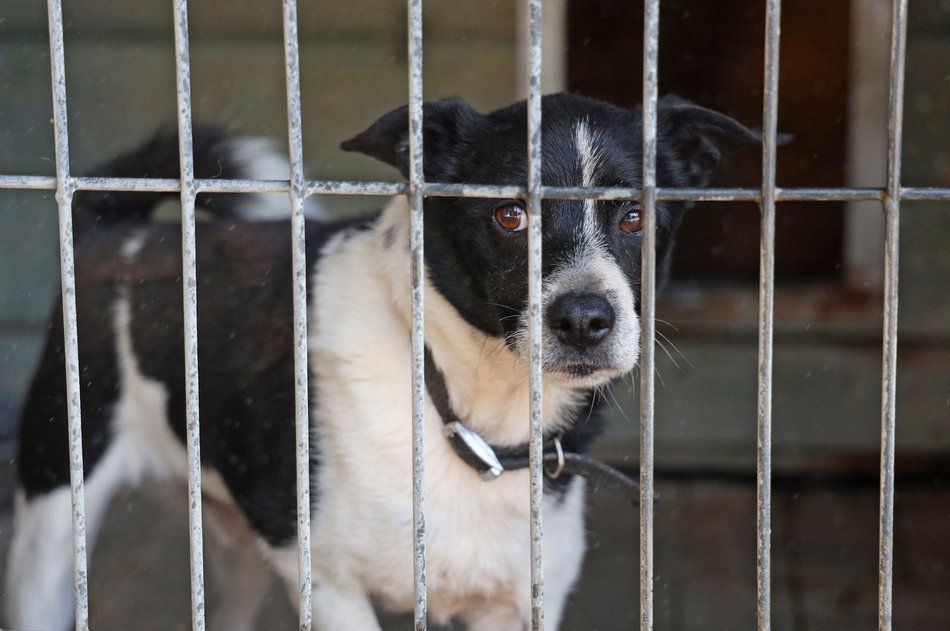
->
[574,119,604,247]
[574,119,602,188]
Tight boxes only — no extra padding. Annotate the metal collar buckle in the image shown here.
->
[443,421,504,481]
[546,436,565,480]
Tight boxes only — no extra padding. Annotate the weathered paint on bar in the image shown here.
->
[6,173,950,205]
[640,1,659,629]
[280,0,314,627]
[526,0,545,627]
[406,0,429,628]
[45,2,90,627]
[879,0,908,629]
[170,0,208,627]
[757,1,782,628]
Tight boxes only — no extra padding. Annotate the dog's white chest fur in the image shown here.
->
[302,199,586,625]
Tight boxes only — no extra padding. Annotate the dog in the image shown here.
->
[6,93,763,630]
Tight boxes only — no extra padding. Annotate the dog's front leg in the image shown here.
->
[311,579,382,631]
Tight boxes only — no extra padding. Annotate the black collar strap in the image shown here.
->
[423,346,641,506]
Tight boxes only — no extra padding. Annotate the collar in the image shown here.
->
[423,346,641,505]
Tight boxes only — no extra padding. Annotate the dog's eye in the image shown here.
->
[619,207,642,234]
[494,202,527,232]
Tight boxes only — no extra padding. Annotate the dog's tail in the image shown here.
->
[73,125,324,234]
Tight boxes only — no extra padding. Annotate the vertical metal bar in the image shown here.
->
[280,0,313,627]
[170,0,206,628]
[526,0,545,628]
[757,1,782,629]
[407,0,428,628]
[879,1,907,628]
[639,1,659,629]
[45,1,90,628]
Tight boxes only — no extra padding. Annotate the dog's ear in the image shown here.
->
[341,98,481,180]
[656,95,788,187]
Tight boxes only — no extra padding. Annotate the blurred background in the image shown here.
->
[0,0,948,628]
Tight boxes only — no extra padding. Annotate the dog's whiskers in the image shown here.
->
[655,317,680,332]
[582,387,600,425]
[655,322,692,370]
[655,336,683,373]
[484,302,520,314]
[603,383,632,424]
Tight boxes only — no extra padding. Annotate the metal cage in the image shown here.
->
[2,0,947,629]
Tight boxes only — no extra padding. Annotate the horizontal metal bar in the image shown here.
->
[899,187,950,201]
[0,175,58,190]
[776,187,883,202]
[306,180,406,197]
[423,182,523,198]
[4,174,950,204]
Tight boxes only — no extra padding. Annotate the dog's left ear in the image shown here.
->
[341,98,481,180]
[656,95,785,187]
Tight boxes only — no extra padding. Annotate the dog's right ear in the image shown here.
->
[341,98,481,180]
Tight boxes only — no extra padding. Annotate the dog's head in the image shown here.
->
[342,93,761,387]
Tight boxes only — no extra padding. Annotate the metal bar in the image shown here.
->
[45,1,90,628]
[775,188,882,202]
[879,0,908,628]
[6,173,950,204]
[280,0,313,627]
[170,0,207,628]
[640,0,659,629]
[406,0,428,628]
[757,1,781,628]
[307,181,407,197]
[0,175,58,190]
[526,0,545,628]
[423,182,525,199]
[900,187,950,201]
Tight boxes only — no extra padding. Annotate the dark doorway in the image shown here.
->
[567,0,850,281]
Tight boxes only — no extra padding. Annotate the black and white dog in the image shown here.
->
[7,93,762,630]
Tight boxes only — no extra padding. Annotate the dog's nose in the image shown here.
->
[547,293,615,348]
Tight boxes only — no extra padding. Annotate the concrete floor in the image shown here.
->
[0,467,947,630]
